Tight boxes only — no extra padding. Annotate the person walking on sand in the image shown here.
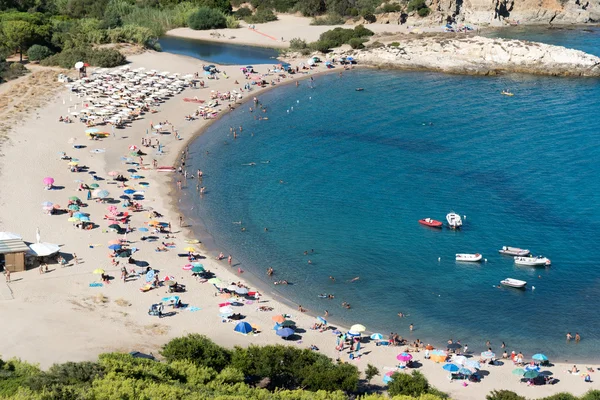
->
[179,216,184,227]
[228,255,232,265]
[73,253,78,265]
[4,269,10,283]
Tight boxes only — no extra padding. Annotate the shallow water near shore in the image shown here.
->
[159,36,280,65]
[175,31,600,361]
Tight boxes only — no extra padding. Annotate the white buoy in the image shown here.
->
[438,257,441,262]
[297,100,299,103]
[532,286,536,290]
[291,106,294,111]
[287,110,289,113]
[309,97,312,100]
[464,215,467,220]
[484,258,488,262]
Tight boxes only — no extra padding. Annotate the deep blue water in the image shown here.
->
[159,36,280,65]
[175,31,600,361]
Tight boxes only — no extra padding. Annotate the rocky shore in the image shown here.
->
[287,35,600,77]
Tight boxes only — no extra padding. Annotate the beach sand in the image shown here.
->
[166,14,444,49]
[0,50,598,399]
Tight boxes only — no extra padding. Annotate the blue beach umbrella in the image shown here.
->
[317,316,327,325]
[442,363,460,372]
[273,323,282,330]
[119,195,131,200]
[458,367,472,375]
[465,360,481,369]
[532,354,548,361]
[481,351,495,359]
[124,189,135,194]
[523,370,540,379]
[73,212,85,218]
[79,216,90,222]
[234,321,253,335]
[108,244,122,250]
[146,269,155,282]
[138,227,149,232]
[127,169,137,173]
[382,373,394,384]
[96,190,109,199]
[276,328,294,338]
[370,333,384,340]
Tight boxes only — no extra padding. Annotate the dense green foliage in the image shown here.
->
[407,0,431,17]
[243,7,278,24]
[310,12,345,25]
[308,25,373,52]
[187,6,227,29]
[26,43,52,61]
[41,47,125,67]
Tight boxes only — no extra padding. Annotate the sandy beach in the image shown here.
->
[166,14,446,49]
[0,46,599,399]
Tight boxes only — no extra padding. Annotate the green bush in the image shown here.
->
[296,0,326,16]
[417,7,431,16]
[161,334,232,372]
[310,39,334,53]
[41,47,126,68]
[27,44,53,61]
[378,2,402,13]
[196,0,232,14]
[348,37,364,49]
[188,6,227,29]
[541,394,579,400]
[582,391,600,400]
[289,37,308,49]
[363,12,376,22]
[235,6,252,18]
[353,24,374,37]
[389,41,400,46]
[245,8,278,23]
[486,390,526,400]
[310,12,345,25]
[388,370,430,397]
[225,15,240,28]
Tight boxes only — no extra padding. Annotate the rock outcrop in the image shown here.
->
[377,0,600,25]
[314,36,600,76]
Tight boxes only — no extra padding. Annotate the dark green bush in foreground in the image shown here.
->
[309,25,374,52]
[244,7,278,23]
[188,6,227,30]
[27,44,53,61]
[41,48,126,68]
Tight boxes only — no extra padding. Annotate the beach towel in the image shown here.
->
[89,282,103,287]
[186,306,201,312]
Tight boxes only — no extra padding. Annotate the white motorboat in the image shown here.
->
[498,246,530,257]
[500,278,527,289]
[456,253,482,262]
[446,212,463,229]
[514,256,551,267]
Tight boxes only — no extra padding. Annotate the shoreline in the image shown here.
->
[165,62,600,364]
[0,48,599,399]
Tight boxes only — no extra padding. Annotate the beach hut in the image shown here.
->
[0,238,30,272]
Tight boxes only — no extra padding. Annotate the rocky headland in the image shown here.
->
[286,35,600,77]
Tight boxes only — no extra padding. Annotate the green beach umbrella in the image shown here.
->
[191,266,205,272]
[90,183,100,188]
[512,368,525,376]
[67,204,80,211]
[280,320,296,327]
[68,217,80,222]
[523,370,539,379]
[69,196,80,201]
[108,224,120,230]
[208,278,222,285]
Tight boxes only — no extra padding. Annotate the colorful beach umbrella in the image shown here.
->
[532,354,548,361]
[124,189,135,195]
[79,216,90,222]
[69,196,80,201]
[442,363,460,372]
[108,244,122,250]
[183,246,196,252]
[235,287,249,295]
[523,370,539,379]
[272,315,286,324]
[276,328,294,338]
[465,360,481,369]
[90,183,100,188]
[370,333,384,340]
[219,306,233,314]
[93,268,105,274]
[234,321,253,335]
[108,224,120,230]
[512,368,525,376]
[67,204,80,211]
[350,324,366,332]
[95,190,110,199]
[317,316,327,325]
[208,278,222,285]
[68,217,80,222]
[279,320,296,327]
[108,171,119,176]
[458,367,472,375]
[41,201,53,207]
[191,266,204,272]
[138,227,149,232]
[43,177,54,185]
[481,351,495,359]
[397,353,413,362]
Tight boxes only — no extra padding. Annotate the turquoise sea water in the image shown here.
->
[175,30,600,360]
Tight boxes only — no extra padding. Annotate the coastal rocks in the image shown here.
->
[346,36,600,76]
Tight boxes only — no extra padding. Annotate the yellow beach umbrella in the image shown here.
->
[68,217,80,222]
[93,268,105,274]
[148,220,160,226]
[350,324,366,333]
[183,246,196,252]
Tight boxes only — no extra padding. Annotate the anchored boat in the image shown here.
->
[456,253,482,262]
[446,212,462,229]
[499,246,530,256]
[501,278,527,289]
[418,218,443,228]
[514,256,551,267]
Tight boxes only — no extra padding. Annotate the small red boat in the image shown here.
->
[419,218,443,228]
